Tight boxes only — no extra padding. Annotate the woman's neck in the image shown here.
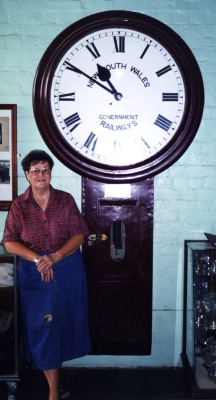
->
[32,186,50,210]
[32,186,50,198]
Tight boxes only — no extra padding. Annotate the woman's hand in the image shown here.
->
[36,255,54,282]
[35,234,85,282]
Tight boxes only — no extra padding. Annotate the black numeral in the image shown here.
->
[162,93,178,102]
[86,43,101,59]
[140,44,150,59]
[156,65,172,77]
[154,114,172,131]
[84,132,98,151]
[113,36,125,53]
[64,61,80,74]
[59,92,75,101]
[64,112,81,132]
[141,137,150,149]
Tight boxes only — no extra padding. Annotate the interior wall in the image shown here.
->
[0,0,215,367]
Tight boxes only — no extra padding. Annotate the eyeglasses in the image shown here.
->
[29,168,51,176]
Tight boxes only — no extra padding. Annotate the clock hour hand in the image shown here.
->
[64,61,122,100]
[97,64,123,101]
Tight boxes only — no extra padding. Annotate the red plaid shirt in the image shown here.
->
[2,185,89,253]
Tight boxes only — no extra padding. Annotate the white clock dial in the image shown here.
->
[50,28,185,167]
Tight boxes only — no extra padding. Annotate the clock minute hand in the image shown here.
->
[64,61,119,98]
[97,64,123,101]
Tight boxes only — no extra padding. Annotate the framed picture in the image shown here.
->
[0,105,17,211]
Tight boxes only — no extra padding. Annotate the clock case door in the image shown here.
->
[82,178,153,355]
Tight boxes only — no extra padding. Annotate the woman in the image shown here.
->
[2,150,91,400]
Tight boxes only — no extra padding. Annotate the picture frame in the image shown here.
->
[0,104,17,211]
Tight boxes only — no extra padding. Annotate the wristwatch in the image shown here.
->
[33,11,204,183]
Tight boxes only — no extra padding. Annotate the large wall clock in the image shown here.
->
[33,10,204,183]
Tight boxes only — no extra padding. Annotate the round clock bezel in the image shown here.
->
[33,10,204,183]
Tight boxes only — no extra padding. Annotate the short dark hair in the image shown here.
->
[21,150,54,171]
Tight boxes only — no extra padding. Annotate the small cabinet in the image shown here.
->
[0,245,22,397]
[182,240,216,398]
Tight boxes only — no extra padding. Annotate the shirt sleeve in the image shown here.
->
[1,200,24,244]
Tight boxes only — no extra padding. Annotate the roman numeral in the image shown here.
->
[64,61,80,74]
[141,137,150,149]
[86,43,101,59]
[162,93,178,101]
[113,36,125,53]
[59,92,75,101]
[154,114,172,131]
[140,44,150,59]
[64,112,81,132]
[113,141,121,153]
[84,132,98,151]
[156,65,172,77]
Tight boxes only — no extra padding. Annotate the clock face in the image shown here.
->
[33,11,204,182]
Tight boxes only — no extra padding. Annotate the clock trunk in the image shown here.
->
[82,178,153,355]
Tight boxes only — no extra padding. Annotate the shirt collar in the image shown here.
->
[22,184,54,201]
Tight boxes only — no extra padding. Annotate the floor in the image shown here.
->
[0,367,194,400]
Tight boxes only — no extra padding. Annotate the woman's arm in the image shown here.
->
[51,234,85,263]
[3,241,39,261]
[4,234,85,283]
[35,234,85,279]
[37,234,85,265]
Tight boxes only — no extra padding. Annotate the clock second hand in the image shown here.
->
[64,61,123,100]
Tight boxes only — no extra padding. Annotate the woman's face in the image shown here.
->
[26,161,51,190]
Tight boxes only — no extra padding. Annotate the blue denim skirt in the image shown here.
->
[19,250,91,370]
